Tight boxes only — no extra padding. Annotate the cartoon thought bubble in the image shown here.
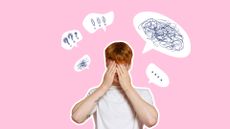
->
[134,12,191,58]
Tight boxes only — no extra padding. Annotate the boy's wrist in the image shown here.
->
[122,84,133,92]
[99,84,110,91]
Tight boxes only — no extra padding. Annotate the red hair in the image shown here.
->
[105,42,133,65]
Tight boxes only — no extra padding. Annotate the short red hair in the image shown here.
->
[105,42,133,65]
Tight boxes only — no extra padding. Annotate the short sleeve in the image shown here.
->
[138,88,156,106]
[87,88,97,115]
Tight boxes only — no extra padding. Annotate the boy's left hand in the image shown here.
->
[116,64,132,91]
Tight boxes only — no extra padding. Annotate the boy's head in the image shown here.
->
[105,41,133,86]
[105,41,133,67]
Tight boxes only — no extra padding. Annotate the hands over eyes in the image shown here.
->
[102,61,132,91]
[116,64,132,91]
[102,61,116,88]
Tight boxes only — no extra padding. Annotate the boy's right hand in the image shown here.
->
[101,61,116,89]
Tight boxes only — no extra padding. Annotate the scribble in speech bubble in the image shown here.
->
[83,11,114,33]
[61,30,83,50]
[74,55,91,72]
[146,63,169,87]
[134,12,191,58]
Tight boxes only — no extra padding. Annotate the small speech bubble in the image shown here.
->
[134,12,191,58]
[146,63,169,87]
[83,11,114,33]
[74,55,91,72]
[61,30,83,50]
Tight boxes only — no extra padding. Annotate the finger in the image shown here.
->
[116,66,122,77]
[111,62,116,72]
[120,64,128,74]
[110,63,116,74]
[108,64,116,77]
[111,65,116,75]
[107,61,115,73]
[107,62,113,70]
[118,64,124,74]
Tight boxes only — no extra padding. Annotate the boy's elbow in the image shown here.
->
[145,116,158,128]
[71,112,85,124]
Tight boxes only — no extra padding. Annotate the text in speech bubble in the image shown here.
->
[146,63,169,87]
[61,30,83,50]
[83,11,114,33]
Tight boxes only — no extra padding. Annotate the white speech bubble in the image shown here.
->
[146,63,169,87]
[61,30,83,50]
[134,12,191,58]
[83,11,114,33]
[74,55,91,72]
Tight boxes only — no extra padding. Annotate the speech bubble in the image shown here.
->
[61,30,83,50]
[74,55,91,72]
[134,12,191,58]
[146,63,169,87]
[83,11,114,33]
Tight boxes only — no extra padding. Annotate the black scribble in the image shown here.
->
[139,18,184,51]
[77,58,89,70]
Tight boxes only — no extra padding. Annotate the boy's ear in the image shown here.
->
[105,59,113,68]
[105,59,110,67]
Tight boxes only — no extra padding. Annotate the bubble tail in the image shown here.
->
[102,26,106,31]
[143,41,154,53]
[148,80,152,84]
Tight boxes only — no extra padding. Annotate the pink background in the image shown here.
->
[0,0,229,129]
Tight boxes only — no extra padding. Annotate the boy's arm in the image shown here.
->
[71,61,116,124]
[71,101,83,115]
[71,85,109,124]
[124,87,158,127]
[117,64,158,128]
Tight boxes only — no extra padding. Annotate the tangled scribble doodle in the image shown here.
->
[74,55,91,72]
[139,18,184,51]
[77,58,89,70]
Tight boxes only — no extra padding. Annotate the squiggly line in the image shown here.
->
[139,18,184,51]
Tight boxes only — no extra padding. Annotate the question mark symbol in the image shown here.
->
[63,37,71,47]
[74,32,79,40]
[68,33,75,43]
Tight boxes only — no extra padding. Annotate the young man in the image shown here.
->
[71,41,158,129]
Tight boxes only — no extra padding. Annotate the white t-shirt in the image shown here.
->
[87,85,156,129]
